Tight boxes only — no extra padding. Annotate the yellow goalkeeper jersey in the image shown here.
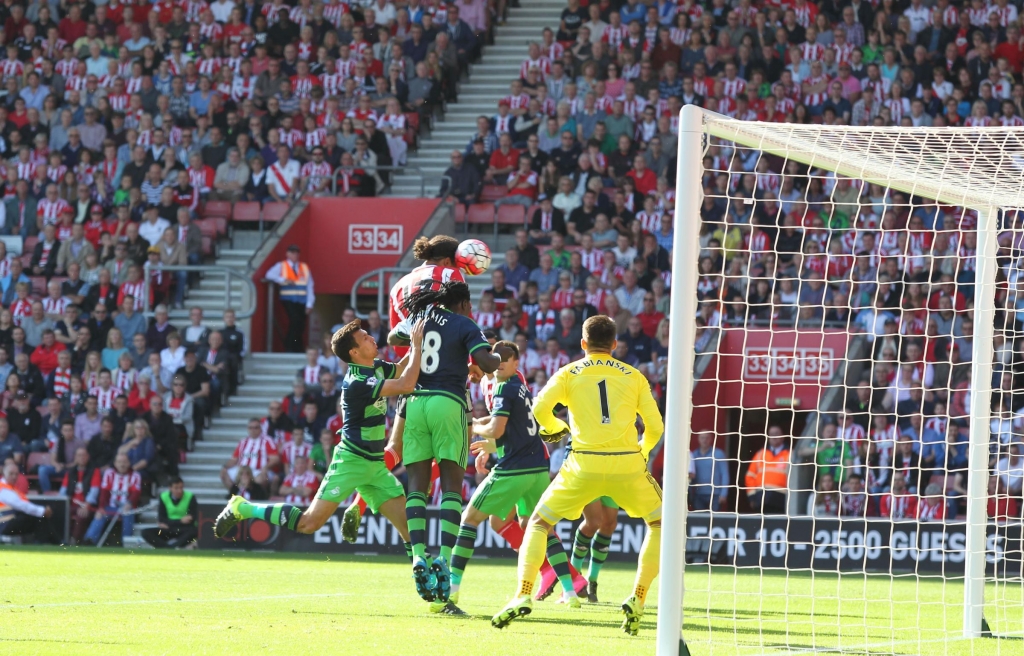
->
[533,353,664,458]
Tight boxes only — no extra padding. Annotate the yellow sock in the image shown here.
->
[515,522,548,598]
[633,524,661,606]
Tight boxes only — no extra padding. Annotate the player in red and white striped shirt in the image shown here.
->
[222,419,281,489]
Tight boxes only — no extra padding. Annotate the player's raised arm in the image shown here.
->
[636,376,665,460]
[380,319,425,397]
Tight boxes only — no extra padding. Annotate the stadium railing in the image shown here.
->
[141,262,257,319]
[331,165,425,197]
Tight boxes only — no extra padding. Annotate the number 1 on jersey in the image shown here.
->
[597,379,611,424]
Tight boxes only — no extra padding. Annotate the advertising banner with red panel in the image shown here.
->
[714,328,851,410]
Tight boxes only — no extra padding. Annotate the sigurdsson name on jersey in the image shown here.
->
[567,357,633,376]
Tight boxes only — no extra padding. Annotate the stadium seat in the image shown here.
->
[480,185,507,202]
[454,203,466,228]
[26,451,51,475]
[194,219,218,239]
[231,201,261,224]
[202,200,231,219]
[262,202,289,223]
[496,204,526,231]
[23,236,38,254]
[202,235,215,257]
[29,276,46,297]
[465,203,495,234]
[208,216,229,238]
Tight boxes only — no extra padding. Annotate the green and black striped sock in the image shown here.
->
[243,503,302,531]
[589,532,613,582]
[405,492,428,560]
[438,492,463,562]
[449,524,477,586]
[546,536,575,595]
[571,526,592,572]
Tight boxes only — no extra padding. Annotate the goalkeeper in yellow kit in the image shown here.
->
[491,315,665,636]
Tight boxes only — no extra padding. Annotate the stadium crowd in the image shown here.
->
[4,0,1023,541]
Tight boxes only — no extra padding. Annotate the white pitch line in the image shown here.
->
[0,591,362,610]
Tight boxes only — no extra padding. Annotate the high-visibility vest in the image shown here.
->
[744,447,790,491]
[0,480,28,522]
[159,490,194,522]
[278,261,310,304]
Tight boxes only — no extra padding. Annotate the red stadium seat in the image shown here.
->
[194,219,218,239]
[208,216,229,238]
[231,201,261,224]
[262,202,289,223]
[26,451,51,470]
[23,236,38,254]
[201,236,215,257]
[496,203,526,228]
[454,203,466,228]
[480,185,507,202]
[202,200,231,219]
[465,204,495,235]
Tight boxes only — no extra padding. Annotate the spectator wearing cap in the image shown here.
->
[465,138,491,178]
[530,194,566,243]
[439,149,482,206]
[264,245,315,352]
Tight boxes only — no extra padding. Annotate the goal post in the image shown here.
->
[659,105,1023,654]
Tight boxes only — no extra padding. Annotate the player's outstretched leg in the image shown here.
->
[492,519,548,628]
[214,496,349,540]
[214,496,306,537]
[622,520,661,636]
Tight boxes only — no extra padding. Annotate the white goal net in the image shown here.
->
[659,106,1024,655]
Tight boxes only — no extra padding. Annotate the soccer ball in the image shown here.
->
[455,239,491,276]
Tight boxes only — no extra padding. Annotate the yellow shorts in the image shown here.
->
[534,451,662,524]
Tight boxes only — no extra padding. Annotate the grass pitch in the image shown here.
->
[0,547,1020,655]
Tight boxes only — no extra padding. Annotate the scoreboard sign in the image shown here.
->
[743,346,836,382]
[709,328,850,410]
[348,224,403,255]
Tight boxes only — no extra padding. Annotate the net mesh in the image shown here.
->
[680,116,1024,654]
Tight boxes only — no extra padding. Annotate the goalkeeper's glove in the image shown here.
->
[538,426,570,444]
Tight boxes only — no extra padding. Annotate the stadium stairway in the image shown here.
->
[390,0,562,197]
[176,352,305,504]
